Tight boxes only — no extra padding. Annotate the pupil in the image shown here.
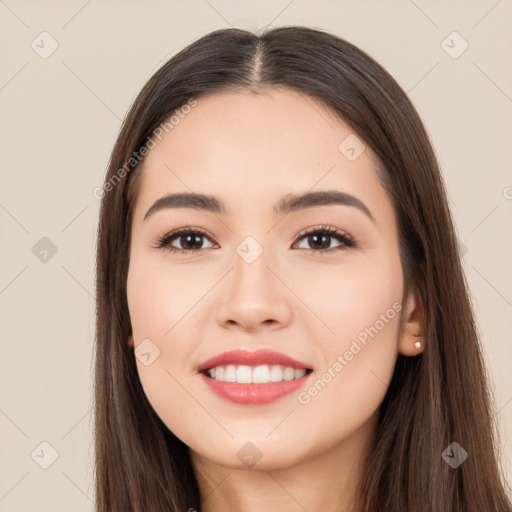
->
[311,234,329,249]
[183,234,201,249]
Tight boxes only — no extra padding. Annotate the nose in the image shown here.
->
[215,249,293,333]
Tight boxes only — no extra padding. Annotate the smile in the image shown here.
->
[197,348,314,405]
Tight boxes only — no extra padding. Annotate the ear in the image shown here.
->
[128,333,134,349]
[398,285,425,356]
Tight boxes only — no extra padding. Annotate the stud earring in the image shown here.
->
[413,333,422,350]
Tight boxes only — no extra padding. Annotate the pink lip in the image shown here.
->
[197,348,312,372]
[200,374,312,405]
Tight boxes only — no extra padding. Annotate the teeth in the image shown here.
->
[206,364,308,383]
[294,368,305,379]
[283,367,295,381]
[215,366,224,381]
[236,365,252,383]
[253,365,270,383]
[224,365,236,383]
[270,365,283,382]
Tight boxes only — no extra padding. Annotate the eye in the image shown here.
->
[154,225,357,255]
[154,227,217,254]
[293,225,356,254]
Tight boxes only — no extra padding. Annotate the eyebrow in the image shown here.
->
[143,190,376,224]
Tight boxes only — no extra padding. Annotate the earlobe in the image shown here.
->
[399,332,425,356]
[398,286,426,356]
[128,333,134,349]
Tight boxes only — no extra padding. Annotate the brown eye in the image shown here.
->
[155,228,216,254]
[294,226,356,253]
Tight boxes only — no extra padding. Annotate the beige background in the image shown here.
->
[1,1,511,510]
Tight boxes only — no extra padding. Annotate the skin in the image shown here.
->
[126,88,425,512]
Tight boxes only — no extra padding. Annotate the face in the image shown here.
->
[126,88,407,471]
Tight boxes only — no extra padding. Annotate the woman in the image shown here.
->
[94,26,512,511]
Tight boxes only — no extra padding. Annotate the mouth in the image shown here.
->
[197,349,314,405]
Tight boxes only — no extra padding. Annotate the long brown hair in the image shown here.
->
[94,26,512,511]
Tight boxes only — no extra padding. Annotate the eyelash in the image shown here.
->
[153,225,357,255]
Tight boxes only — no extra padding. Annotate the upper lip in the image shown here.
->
[197,349,313,372]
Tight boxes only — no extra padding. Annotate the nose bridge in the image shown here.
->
[231,234,274,296]
[214,233,292,330]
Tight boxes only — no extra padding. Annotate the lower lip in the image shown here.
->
[199,372,312,405]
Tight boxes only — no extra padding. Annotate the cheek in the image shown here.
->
[126,255,203,347]
[290,246,403,344]
[126,256,209,441]
[292,249,403,419]
[291,267,402,455]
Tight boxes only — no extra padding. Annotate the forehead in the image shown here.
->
[132,88,391,225]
